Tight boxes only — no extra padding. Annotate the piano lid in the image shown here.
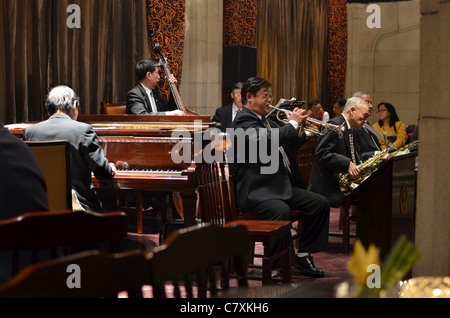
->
[77,114,212,123]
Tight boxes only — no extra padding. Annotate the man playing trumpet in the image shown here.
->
[231,77,330,278]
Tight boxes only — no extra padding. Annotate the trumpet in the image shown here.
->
[267,105,344,138]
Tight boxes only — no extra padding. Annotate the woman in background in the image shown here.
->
[373,102,407,151]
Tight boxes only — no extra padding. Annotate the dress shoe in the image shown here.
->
[292,254,325,278]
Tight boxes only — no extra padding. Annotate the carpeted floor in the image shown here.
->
[124,207,356,298]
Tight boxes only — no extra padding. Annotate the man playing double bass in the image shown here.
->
[126,59,185,116]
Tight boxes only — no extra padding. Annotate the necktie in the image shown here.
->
[232,108,241,122]
[149,91,158,113]
[261,116,292,174]
[348,129,357,164]
[363,123,382,150]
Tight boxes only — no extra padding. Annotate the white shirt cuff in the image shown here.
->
[289,120,299,130]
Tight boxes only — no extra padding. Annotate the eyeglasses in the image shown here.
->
[256,93,272,100]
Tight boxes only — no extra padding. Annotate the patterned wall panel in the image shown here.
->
[146,0,185,100]
[327,0,347,107]
[223,0,258,47]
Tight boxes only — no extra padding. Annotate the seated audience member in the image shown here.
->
[212,82,243,132]
[0,122,49,284]
[307,100,330,124]
[231,77,330,278]
[24,85,116,213]
[307,97,370,208]
[332,97,346,118]
[126,58,185,115]
[373,102,407,151]
[0,124,49,219]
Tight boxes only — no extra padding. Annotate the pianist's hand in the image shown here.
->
[109,162,117,175]
[166,109,185,116]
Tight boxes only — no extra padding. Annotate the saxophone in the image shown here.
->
[338,140,419,193]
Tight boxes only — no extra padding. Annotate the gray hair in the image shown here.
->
[343,97,367,112]
[352,91,370,99]
[232,82,244,93]
[45,85,79,115]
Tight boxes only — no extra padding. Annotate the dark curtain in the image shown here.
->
[256,0,328,105]
[0,0,150,124]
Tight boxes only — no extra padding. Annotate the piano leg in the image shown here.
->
[136,190,144,234]
[178,191,198,228]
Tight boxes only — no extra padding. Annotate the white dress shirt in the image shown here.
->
[140,83,158,113]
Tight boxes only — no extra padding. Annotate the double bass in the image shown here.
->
[153,43,197,115]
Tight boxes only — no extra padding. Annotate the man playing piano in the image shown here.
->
[23,85,117,213]
[126,59,185,116]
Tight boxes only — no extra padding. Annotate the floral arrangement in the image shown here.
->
[343,235,421,298]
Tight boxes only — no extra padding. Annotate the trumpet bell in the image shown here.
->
[267,104,345,138]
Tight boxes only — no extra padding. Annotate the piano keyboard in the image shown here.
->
[114,169,183,177]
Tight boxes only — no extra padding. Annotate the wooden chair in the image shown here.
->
[329,196,357,254]
[0,210,132,277]
[197,162,292,285]
[0,250,149,298]
[147,223,249,298]
[24,140,72,211]
[102,101,126,115]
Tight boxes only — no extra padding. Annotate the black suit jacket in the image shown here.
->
[307,114,361,208]
[126,84,177,115]
[230,108,305,210]
[212,104,233,132]
[0,123,49,220]
[23,113,114,212]
[1,124,50,285]
[354,124,381,161]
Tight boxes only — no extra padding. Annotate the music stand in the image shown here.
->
[267,98,306,124]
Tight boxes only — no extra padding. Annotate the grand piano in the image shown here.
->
[8,114,216,234]
[79,114,215,234]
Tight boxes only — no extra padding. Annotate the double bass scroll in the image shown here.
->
[153,43,197,115]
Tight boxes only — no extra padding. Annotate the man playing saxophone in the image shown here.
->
[307,97,378,208]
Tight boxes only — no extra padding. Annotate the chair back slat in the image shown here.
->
[0,210,129,276]
[0,250,149,298]
[25,140,72,211]
[102,101,127,114]
[147,223,248,298]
